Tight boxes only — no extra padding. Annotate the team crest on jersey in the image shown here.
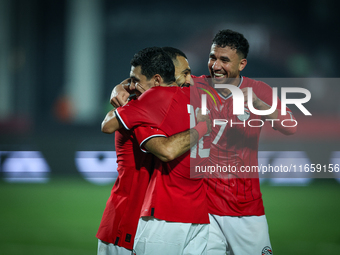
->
[261,246,273,255]
[237,107,250,121]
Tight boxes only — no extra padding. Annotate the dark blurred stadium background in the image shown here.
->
[0,0,339,254]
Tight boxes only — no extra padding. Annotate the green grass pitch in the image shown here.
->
[0,178,339,255]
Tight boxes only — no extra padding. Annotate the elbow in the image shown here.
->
[160,154,175,162]
[273,115,297,136]
[278,125,297,136]
[284,126,297,135]
[284,123,297,135]
[162,145,178,162]
[156,147,177,162]
[101,122,114,134]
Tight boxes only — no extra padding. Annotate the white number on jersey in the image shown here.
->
[187,104,210,159]
[212,120,227,145]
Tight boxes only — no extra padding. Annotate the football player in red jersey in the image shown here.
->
[97,47,176,255]
[98,47,211,255]
[202,29,296,255]
[112,30,297,255]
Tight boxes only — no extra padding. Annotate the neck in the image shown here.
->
[217,75,241,97]
[160,82,178,87]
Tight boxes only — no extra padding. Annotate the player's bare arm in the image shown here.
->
[242,87,297,135]
[144,116,211,162]
[110,78,132,108]
[242,87,279,120]
[101,109,123,134]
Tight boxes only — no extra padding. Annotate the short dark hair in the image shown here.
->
[212,29,249,59]
[130,47,176,84]
[161,47,187,61]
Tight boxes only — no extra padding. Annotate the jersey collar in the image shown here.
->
[216,76,243,100]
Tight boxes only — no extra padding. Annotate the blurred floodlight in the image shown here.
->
[75,151,118,185]
[1,151,50,183]
[259,151,312,186]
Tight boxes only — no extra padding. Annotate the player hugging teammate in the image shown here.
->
[96,30,296,255]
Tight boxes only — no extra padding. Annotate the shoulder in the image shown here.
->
[191,74,211,79]
[242,76,273,91]
[137,86,178,102]
[120,87,178,112]
[191,75,212,92]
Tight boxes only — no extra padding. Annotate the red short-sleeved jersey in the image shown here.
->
[201,76,292,216]
[116,86,209,224]
[96,127,159,250]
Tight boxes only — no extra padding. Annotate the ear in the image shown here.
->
[239,58,247,72]
[153,74,163,86]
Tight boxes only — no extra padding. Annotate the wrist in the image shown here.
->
[193,121,208,140]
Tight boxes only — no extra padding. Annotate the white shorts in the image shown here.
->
[133,216,208,255]
[97,239,132,255]
[207,214,272,255]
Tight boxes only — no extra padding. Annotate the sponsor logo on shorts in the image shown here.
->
[261,246,273,255]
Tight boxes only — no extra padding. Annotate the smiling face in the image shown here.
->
[208,44,247,86]
[174,56,192,87]
[129,65,155,97]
